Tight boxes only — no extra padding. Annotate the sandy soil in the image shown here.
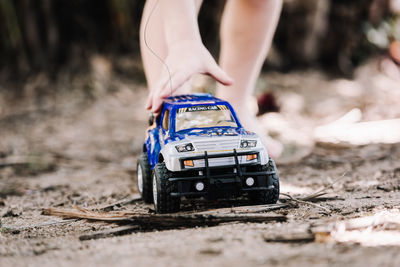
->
[1,58,400,267]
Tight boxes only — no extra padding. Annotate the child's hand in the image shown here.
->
[145,40,233,113]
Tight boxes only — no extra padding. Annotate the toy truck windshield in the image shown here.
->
[175,105,238,132]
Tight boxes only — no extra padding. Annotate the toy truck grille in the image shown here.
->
[193,157,235,168]
[179,149,259,170]
[193,139,239,151]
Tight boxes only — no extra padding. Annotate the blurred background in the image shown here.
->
[0,0,399,78]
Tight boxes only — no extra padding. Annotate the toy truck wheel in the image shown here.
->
[136,153,153,203]
[249,157,280,204]
[152,162,181,213]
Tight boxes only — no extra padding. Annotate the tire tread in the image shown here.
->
[249,158,280,204]
[153,162,180,213]
[137,153,153,203]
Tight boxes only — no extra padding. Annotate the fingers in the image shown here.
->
[145,45,234,113]
[150,71,179,113]
[146,70,173,112]
[151,69,193,112]
[206,58,234,86]
[159,71,191,98]
[145,91,154,110]
[151,95,164,114]
[147,63,233,112]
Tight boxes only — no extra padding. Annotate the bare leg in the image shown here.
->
[217,0,283,157]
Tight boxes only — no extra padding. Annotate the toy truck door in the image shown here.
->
[146,115,161,169]
[145,108,170,169]
[159,108,170,147]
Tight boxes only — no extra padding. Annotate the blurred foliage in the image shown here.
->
[0,0,398,81]
[0,0,144,78]
[364,15,400,48]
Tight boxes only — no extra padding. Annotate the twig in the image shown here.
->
[306,172,347,199]
[43,207,286,228]
[195,203,291,215]
[87,194,142,212]
[280,193,331,213]
[0,158,29,168]
[79,225,140,241]
[301,192,329,201]
[277,172,346,211]
[43,207,140,221]
[303,196,345,202]
[263,232,315,243]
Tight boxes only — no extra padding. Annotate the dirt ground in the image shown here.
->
[1,57,400,267]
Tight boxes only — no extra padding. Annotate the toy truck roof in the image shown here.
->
[162,93,243,132]
[163,93,230,109]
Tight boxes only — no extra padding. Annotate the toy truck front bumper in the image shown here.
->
[168,149,276,198]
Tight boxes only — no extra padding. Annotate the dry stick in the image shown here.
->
[263,232,315,243]
[280,193,331,213]
[87,194,142,212]
[130,213,286,228]
[43,173,346,232]
[301,192,329,201]
[43,207,140,221]
[304,172,347,201]
[195,203,291,215]
[0,159,29,168]
[280,172,346,208]
[79,225,140,241]
[43,207,286,228]
[43,174,347,241]
[78,213,288,241]
[277,172,348,212]
[302,195,345,202]
[203,187,340,215]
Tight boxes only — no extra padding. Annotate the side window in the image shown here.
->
[162,109,170,130]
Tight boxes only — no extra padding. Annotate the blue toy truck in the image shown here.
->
[136,94,279,213]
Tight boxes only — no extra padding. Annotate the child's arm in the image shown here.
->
[143,0,233,113]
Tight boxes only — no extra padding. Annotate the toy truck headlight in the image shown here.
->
[175,143,195,152]
[240,140,257,148]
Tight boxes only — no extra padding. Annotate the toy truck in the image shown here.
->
[136,94,279,213]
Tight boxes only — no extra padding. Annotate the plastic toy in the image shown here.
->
[136,93,279,213]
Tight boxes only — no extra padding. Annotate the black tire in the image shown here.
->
[249,157,280,204]
[152,162,181,213]
[136,152,153,203]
